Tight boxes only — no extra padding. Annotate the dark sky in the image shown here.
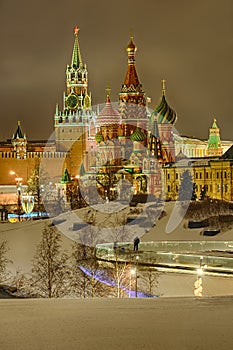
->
[0,0,232,141]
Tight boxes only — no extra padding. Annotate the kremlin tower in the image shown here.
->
[206,118,223,156]
[54,26,95,176]
[11,121,27,159]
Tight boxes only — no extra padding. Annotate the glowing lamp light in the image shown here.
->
[130,268,136,275]
[15,177,23,182]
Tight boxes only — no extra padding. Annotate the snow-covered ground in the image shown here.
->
[1,203,233,349]
[1,201,233,296]
[1,297,233,350]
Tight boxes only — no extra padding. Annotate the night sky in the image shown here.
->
[0,0,232,141]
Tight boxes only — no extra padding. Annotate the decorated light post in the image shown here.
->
[10,171,23,221]
[21,195,35,216]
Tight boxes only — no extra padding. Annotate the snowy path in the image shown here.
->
[0,297,233,350]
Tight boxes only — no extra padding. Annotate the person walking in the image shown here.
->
[134,236,140,252]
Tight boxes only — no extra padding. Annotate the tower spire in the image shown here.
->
[162,79,166,96]
[71,26,82,68]
[106,86,111,102]
[124,36,140,86]
[119,35,147,136]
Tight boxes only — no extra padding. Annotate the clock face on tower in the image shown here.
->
[66,94,78,109]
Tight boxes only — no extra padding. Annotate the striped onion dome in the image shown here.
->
[155,94,177,125]
[97,96,121,126]
[130,127,146,142]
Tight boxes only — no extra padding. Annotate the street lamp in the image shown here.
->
[130,255,140,298]
[194,257,204,297]
[10,171,23,221]
[135,255,140,297]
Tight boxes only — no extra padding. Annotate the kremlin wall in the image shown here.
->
[0,26,233,207]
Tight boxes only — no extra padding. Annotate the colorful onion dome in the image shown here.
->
[155,80,177,125]
[130,127,146,142]
[95,131,104,143]
[97,92,121,126]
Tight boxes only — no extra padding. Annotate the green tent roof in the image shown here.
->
[61,168,71,183]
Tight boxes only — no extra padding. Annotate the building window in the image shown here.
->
[225,185,228,193]
[216,172,219,179]
[168,185,170,192]
[217,184,220,192]
[195,172,198,179]
[199,173,202,179]
[176,173,178,180]
[224,171,227,179]
[167,173,170,180]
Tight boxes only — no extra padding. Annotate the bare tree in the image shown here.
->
[140,267,159,297]
[27,163,54,214]
[68,210,113,297]
[10,269,32,297]
[29,224,70,298]
[108,214,133,297]
[70,242,113,298]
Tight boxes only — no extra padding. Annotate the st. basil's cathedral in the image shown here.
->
[0,26,233,206]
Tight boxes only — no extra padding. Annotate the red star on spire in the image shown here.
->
[74,26,79,35]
